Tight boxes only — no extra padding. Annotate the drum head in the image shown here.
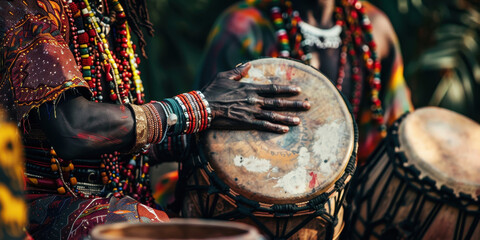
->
[399,107,480,199]
[200,58,356,204]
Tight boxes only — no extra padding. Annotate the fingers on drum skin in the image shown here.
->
[255,84,302,95]
[258,97,309,110]
[254,111,300,125]
[250,119,290,133]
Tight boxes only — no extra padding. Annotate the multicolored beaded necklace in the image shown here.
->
[254,0,385,129]
[46,0,154,206]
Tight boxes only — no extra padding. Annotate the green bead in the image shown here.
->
[79,48,89,55]
[82,70,92,77]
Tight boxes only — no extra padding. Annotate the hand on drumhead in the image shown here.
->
[202,63,311,133]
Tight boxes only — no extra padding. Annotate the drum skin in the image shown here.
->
[201,58,355,204]
[90,219,264,240]
[349,107,480,240]
[181,58,357,240]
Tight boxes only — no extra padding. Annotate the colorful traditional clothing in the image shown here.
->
[0,1,170,239]
[197,0,413,162]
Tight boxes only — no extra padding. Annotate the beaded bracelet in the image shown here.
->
[153,101,177,144]
[159,91,211,135]
[144,103,163,144]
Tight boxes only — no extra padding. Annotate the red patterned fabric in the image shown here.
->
[0,0,90,122]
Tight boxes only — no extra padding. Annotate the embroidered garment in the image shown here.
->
[28,195,168,240]
[197,1,413,161]
[0,1,169,239]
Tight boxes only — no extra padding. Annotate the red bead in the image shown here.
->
[81,56,93,66]
[69,2,79,13]
[78,32,89,44]
[96,43,103,53]
[86,29,95,37]
[117,12,126,19]
[142,165,149,173]
[353,74,361,81]
[56,178,63,187]
[110,93,118,101]
[351,11,358,19]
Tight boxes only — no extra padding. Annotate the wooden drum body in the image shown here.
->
[349,107,480,239]
[179,58,358,239]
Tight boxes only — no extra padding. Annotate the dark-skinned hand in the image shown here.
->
[202,63,311,133]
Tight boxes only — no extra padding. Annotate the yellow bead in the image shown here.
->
[70,177,77,185]
[51,164,58,172]
[57,187,66,194]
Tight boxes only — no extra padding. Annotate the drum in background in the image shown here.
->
[348,107,480,239]
[91,219,264,240]
[179,58,358,239]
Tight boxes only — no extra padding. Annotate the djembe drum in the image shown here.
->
[349,107,480,239]
[91,219,264,240]
[179,58,358,239]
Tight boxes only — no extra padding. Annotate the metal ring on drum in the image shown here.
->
[348,107,480,239]
[178,58,359,240]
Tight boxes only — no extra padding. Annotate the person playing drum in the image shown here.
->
[0,0,310,239]
[197,0,414,163]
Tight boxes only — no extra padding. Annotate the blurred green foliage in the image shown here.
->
[140,0,237,101]
[371,0,479,121]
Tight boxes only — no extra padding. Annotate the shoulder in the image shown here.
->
[362,2,398,59]
[215,2,271,35]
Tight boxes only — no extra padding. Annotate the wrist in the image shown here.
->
[161,91,211,136]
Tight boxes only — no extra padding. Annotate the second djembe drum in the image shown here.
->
[348,107,480,239]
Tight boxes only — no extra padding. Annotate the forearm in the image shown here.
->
[39,93,166,159]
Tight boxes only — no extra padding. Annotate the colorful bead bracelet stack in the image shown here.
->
[160,91,211,136]
[129,90,211,153]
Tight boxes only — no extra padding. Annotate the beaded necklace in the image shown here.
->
[265,0,385,130]
[53,0,153,206]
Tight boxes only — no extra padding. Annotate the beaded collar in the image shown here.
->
[298,21,342,49]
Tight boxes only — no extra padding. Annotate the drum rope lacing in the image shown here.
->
[348,113,480,240]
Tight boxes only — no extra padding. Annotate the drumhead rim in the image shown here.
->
[396,107,480,200]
